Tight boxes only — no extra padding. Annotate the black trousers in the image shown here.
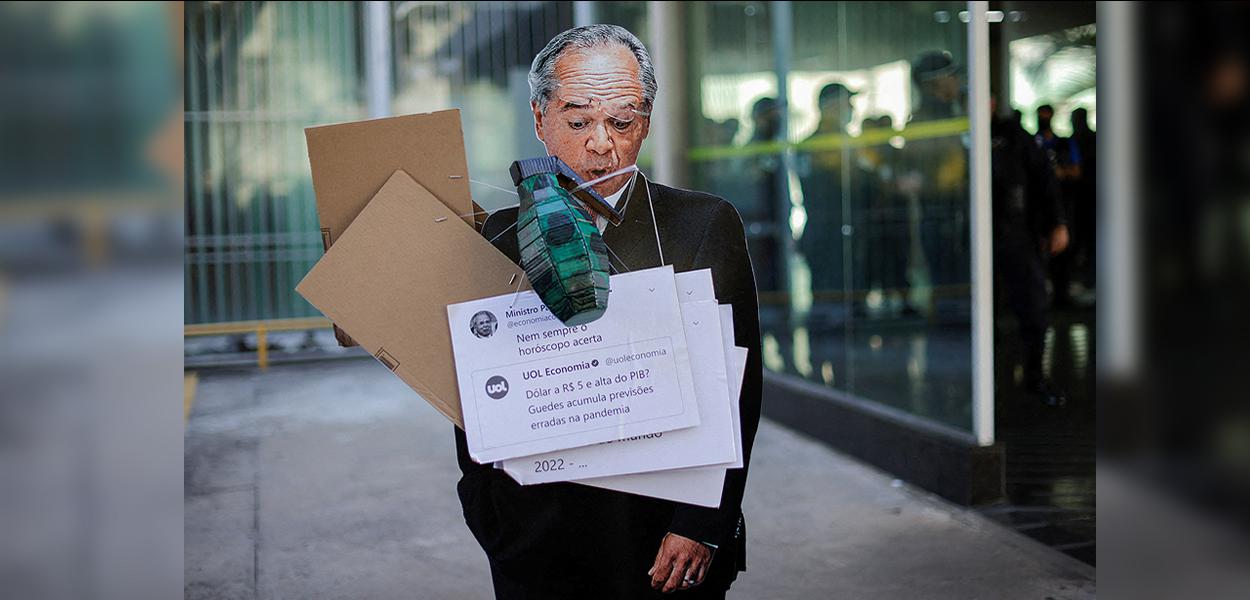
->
[995,228,1049,386]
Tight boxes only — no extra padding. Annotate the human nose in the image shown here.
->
[585,121,612,155]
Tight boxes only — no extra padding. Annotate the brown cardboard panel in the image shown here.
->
[296,170,529,428]
[305,109,474,246]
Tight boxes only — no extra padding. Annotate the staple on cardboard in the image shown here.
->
[374,348,400,371]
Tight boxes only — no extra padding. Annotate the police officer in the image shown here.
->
[991,96,1070,406]
[904,51,970,294]
[798,83,856,299]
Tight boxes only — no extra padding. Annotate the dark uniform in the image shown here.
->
[904,52,971,293]
[991,114,1065,396]
[1069,112,1097,290]
[856,118,910,304]
[1036,128,1082,306]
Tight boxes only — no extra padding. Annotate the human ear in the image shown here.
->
[532,101,546,144]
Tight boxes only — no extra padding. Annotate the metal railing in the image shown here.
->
[184,1,365,326]
[184,317,332,370]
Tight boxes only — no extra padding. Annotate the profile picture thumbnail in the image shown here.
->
[470,310,498,339]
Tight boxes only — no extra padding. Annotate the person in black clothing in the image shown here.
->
[1034,104,1082,306]
[992,97,1070,406]
[744,96,785,294]
[856,115,912,313]
[903,50,970,296]
[798,83,856,298]
[459,25,763,599]
[912,50,963,121]
[1069,107,1097,291]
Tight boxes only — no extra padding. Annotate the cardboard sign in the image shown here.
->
[296,170,527,426]
[305,110,475,247]
[447,266,702,463]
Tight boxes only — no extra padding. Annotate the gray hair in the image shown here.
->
[528,24,657,115]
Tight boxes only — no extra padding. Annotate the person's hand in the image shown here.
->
[333,324,358,348]
[648,533,713,593]
[1047,224,1070,256]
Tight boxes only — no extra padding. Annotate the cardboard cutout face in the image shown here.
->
[532,44,651,198]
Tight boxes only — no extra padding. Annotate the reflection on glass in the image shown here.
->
[793,327,813,378]
[908,333,927,376]
[1043,326,1056,380]
[688,1,974,431]
[762,333,785,373]
[1070,323,1089,380]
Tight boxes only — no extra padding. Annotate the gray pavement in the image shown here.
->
[185,359,1095,599]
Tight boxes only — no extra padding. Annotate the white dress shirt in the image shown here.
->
[592,174,637,233]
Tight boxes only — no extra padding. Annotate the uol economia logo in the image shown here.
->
[484,375,509,400]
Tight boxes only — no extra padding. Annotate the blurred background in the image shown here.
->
[0,3,184,600]
[1,1,1248,598]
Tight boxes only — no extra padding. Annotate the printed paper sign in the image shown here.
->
[501,298,735,483]
[576,345,749,508]
[675,269,715,303]
[448,266,699,463]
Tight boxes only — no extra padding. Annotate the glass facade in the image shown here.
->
[184,0,979,432]
[184,1,575,324]
[686,2,975,431]
[184,1,367,324]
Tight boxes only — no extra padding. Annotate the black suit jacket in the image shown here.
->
[455,175,763,597]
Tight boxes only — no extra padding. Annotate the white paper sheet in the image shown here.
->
[574,345,748,507]
[448,266,699,463]
[675,268,715,303]
[500,299,735,483]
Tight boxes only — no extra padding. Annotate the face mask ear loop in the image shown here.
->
[469,179,519,198]
[604,172,663,267]
[569,164,639,194]
[644,177,664,266]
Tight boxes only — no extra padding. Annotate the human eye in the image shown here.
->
[568,119,588,130]
[610,118,633,132]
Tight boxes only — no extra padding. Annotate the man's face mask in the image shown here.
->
[509,156,622,326]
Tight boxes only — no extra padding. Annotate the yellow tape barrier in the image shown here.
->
[687,117,970,162]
